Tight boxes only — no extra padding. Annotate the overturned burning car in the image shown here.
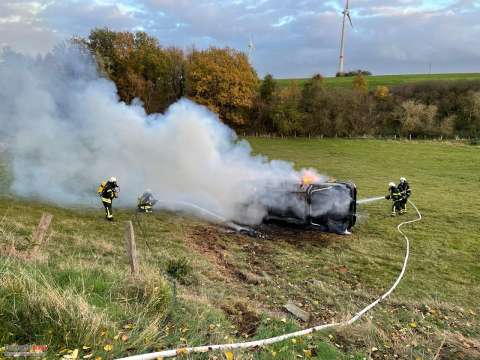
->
[244,180,357,235]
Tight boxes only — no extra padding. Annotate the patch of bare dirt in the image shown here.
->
[184,223,349,332]
[185,224,272,284]
[256,223,340,248]
[221,301,261,337]
[184,224,280,334]
[185,225,245,282]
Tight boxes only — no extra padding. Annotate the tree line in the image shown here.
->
[254,75,480,138]
[78,28,480,139]
[77,28,257,126]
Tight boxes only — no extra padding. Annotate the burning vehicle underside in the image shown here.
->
[157,180,357,236]
[247,181,357,235]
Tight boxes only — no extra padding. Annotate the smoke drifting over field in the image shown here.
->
[0,45,328,224]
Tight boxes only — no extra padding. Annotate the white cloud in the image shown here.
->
[0,0,479,76]
[0,15,22,24]
[272,15,296,27]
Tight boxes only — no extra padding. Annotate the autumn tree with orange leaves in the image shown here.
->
[84,28,186,113]
[186,47,259,126]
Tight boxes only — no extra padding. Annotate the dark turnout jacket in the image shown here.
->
[386,186,402,202]
[398,181,411,198]
[101,182,118,203]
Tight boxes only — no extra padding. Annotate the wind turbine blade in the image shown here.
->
[347,13,353,27]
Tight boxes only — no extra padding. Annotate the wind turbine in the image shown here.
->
[338,0,353,75]
[247,35,255,62]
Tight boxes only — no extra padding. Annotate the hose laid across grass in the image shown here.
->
[117,200,422,360]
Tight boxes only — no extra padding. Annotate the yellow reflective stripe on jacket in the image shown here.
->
[102,197,112,203]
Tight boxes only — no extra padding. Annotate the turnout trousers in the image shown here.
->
[138,204,152,213]
[400,197,408,214]
[391,201,403,216]
[102,200,113,220]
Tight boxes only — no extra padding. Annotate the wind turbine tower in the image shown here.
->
[247,35,255,62]
[338,0,353,75]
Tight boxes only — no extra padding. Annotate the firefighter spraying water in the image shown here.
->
[398,177,412,214]
[356,178,413,216]
[386,182,403,216]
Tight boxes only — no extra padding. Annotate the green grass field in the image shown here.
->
[276,73,480,90]
[1,139,479,359]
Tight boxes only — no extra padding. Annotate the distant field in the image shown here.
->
[276,73,480,90]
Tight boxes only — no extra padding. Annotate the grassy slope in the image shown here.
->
[276,73,480,90]
[1,139,480,359]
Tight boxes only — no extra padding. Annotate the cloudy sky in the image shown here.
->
[1,0,479,77]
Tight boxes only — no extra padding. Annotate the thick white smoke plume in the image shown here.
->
[0,45,327,224]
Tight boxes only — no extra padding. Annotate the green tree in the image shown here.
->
[251,74,278,134]
[82,28,186,113]
[300,74,325,112]
[86,27,118,77]
[456,91,480,137]
[271,81,303,136]
[299,74,328,136]
[259,74,276,104]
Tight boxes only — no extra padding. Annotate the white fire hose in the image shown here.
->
[117,200,422,360]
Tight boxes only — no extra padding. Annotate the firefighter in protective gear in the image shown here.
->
[99,177,119,221]
[385,182,402,216]
[398,177,411,214]
[137,189,157,213]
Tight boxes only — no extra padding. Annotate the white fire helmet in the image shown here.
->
[109,177,117,183]
[400,177,406,183]
[388,182,396,188]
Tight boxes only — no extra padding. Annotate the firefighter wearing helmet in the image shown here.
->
[398,177,412,214]
[385,182,402,216]
[137,189,157,213]
[97,177,119,221]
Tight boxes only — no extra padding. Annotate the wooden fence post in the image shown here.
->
[124,221,139,275]
[30,213,53,256]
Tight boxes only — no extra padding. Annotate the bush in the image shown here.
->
[375,85,390,99]
[400,100,438,137]
[166,256,193,285]
[336,69,372,77]
[352,74,368,93]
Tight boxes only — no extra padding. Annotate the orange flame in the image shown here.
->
[301,171,319,186]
